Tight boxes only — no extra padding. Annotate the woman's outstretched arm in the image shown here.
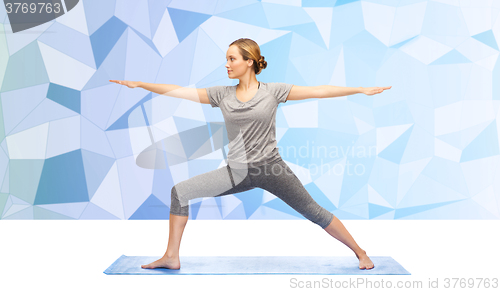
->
[109,80,210,104]
[287,85,392,101]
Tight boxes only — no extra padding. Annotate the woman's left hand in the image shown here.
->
[362,86,392,96]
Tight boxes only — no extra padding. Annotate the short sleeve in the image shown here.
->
[267,82,294,104]
[205,86,227,108]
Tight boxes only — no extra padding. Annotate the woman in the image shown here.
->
[110,38,390,271]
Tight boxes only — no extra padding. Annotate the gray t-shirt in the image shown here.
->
[206,81,294,168]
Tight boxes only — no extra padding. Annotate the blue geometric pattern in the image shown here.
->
[0,0,499,220]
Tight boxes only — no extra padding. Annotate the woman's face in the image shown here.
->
[225,45,252,79]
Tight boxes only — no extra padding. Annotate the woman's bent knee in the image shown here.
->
[170,186,189,216]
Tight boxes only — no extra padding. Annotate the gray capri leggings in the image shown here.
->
[170,157,335,229]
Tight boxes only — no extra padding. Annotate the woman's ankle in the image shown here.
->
[163,252,179,259]
[355,249,367,258]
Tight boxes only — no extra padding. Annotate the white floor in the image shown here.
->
[1,220,498,292]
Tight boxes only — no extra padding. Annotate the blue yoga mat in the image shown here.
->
[104,255,410,275]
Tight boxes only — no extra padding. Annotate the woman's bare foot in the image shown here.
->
[141,256,180,270]
[356,250,374,270]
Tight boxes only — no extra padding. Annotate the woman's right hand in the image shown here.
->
[109,80,141,88]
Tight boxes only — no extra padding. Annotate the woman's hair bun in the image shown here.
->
[259,56,267,70]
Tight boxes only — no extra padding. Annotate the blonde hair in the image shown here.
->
[229,38,267,75]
